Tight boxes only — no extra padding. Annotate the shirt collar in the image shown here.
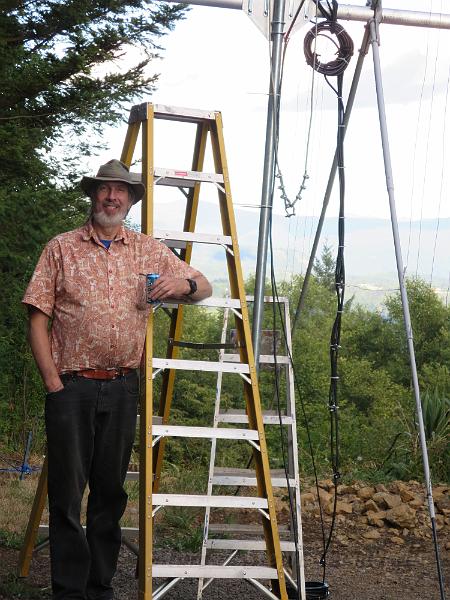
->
[81,222,130,245]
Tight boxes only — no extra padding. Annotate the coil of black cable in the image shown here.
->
[304,20,354,76]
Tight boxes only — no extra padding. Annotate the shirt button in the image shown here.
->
[111,324,115,329]
[109,269,113,274]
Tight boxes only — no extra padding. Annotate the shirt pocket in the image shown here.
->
[60,276,93,307]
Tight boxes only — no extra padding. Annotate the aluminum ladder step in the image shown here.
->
[152,358,250,375]
[154,167,224,188]
[223,353,289,365]
[154,230,232,249]
[152,564,278,579]
[218,408,293,425]
[129,103,218,125]
[153,104,218,123]
[207,523,291,537]
[161,296,242,309]
[153,494,268,509]
[152,424,259,441]
[212,467,296,488]
[206,539,296,552]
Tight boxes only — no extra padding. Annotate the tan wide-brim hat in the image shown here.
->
[80,159,145,204]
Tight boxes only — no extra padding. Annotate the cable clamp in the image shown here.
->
[333,471,341,481]
[330,376,339,381]
[329,405,339,412]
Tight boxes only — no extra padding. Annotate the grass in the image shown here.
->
[0,473,43,549]
[0,460,301,558]
[155,507,204,552]
[0,573,51,599]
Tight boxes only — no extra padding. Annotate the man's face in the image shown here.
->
[92,181,133,228]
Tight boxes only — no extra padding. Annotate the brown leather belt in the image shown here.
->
[65,368,135,380]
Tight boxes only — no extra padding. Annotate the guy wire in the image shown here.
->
[406,23,432,272]
[430,25,449,284]
[415,22,440,279]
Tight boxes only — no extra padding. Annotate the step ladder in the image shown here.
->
[198,296,306,600]
[17,103,290,600]
[134,103,288,600]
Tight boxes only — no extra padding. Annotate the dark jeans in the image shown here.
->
[45,372,139,600]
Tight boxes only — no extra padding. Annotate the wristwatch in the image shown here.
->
[186,278,197,296]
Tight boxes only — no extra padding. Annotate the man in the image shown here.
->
[23,159,212,600]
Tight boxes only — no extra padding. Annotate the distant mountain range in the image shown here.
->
[150,200,450,308]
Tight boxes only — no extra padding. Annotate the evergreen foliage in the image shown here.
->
[0,1,186,448]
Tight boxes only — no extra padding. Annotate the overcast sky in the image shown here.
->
[93,0,450,286]
[97,0,450,212]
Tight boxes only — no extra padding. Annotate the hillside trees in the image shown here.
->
[340,278,450,479]
[285,248,449,480]
[0,0,186,447]
[344,279,450,391]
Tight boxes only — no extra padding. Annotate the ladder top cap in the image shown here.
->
[129,103,220,124]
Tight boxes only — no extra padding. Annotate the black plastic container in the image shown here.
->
[306,581,329,599]
[286,580,329,599]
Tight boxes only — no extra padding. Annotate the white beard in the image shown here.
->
[92,205,128,228]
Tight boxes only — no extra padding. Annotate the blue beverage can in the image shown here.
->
[146,273,160,303]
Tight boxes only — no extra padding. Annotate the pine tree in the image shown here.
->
[0,0,186,448]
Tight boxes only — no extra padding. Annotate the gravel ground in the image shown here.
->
[0,517,448,600]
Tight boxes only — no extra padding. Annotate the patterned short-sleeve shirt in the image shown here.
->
[22,223,197,372]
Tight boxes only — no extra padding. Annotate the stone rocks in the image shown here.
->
[301,492,315,506]
[318,479,334,491]
[363,499,381,513]
[324,500,353,516]
[337,484,358,495]
[433,485,449,500]
[336,501,353,515]
[384,504,417,529]
[367,510,386,527]
[318,488,332,504]
[358,486,375,500]
[299,479,448,543]
[390,536,405,545]
[409,496,425,509]
[375,483,388,493]
[436,496,450,515]
[363,529,381,540]
[372,492,402,510]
